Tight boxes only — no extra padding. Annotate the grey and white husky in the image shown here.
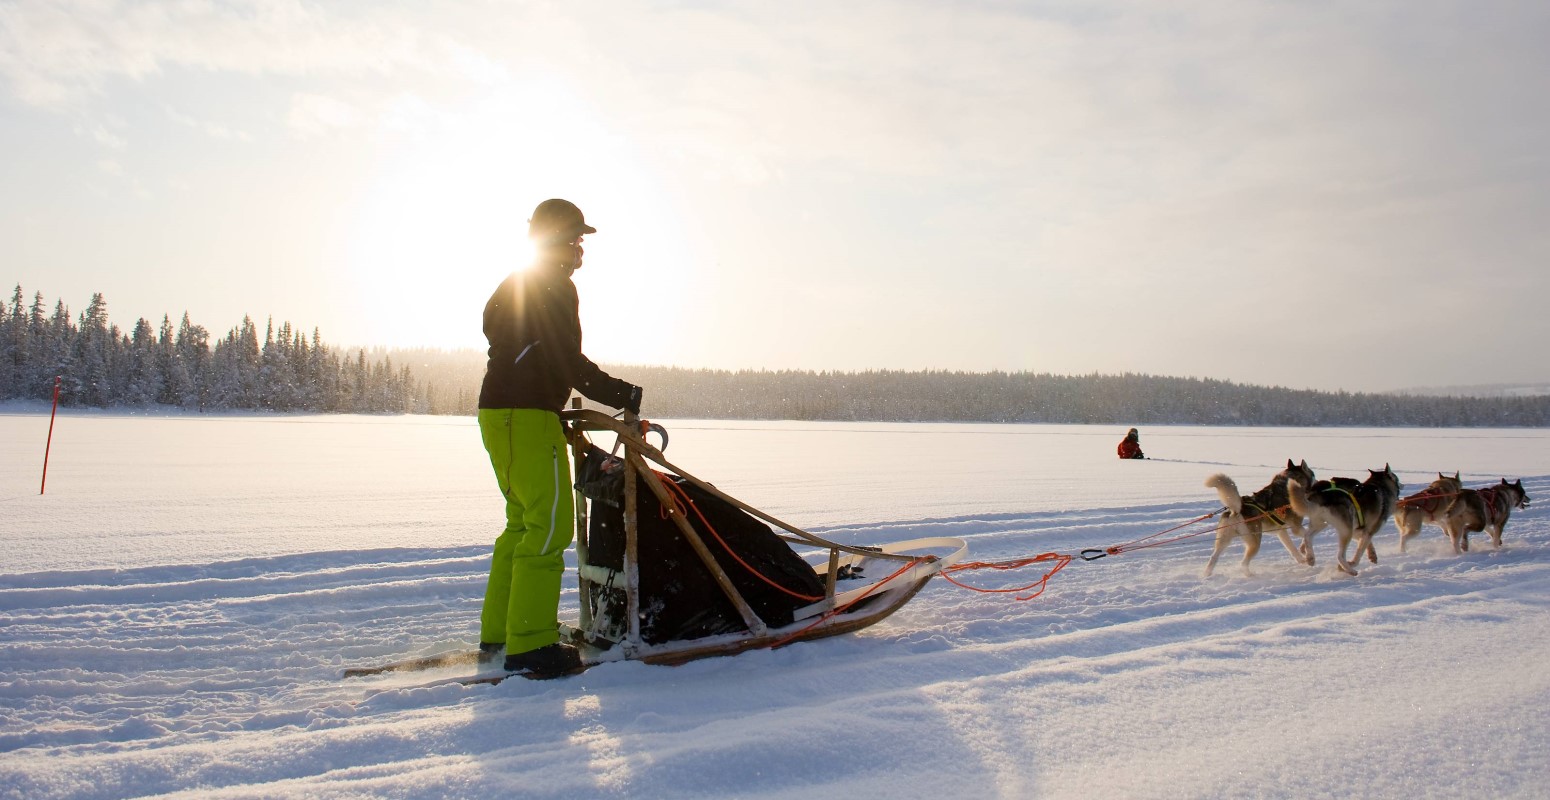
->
[1203,459,1316,577]
[1442,478,1531,552]
[1287,464,1403,576]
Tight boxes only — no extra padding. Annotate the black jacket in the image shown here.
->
[477,265,634,412]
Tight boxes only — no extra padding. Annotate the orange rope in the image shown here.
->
[1397,489,1461,511]
[940,553,1073,601]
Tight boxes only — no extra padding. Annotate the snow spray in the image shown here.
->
[41,375,60,495]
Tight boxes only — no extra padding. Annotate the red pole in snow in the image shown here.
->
[41,376,61,495]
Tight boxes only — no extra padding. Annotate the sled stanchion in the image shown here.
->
[623,427,642,653]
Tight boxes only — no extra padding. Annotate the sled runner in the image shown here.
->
[345,409,966,686]
[342,649,481,678]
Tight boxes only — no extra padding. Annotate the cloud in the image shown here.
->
[165,106,253,142]
[75,120,127,150]
[286,92,361,139]
[0,0,440,109]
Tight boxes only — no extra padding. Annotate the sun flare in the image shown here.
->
[344,78,693,364]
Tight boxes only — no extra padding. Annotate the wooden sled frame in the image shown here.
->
[561,409,967,666]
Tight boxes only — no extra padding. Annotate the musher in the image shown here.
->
[477,198,643,677]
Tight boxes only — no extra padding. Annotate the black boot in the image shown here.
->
[504,642,583,678]
[478,642,504,666]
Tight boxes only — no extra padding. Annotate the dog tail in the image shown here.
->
[1286,478,1313,518]
[1205,474,1243,514]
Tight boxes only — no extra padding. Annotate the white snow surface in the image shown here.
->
[3,410,1548,799]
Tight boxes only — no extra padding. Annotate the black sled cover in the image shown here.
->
[579,452,825,645]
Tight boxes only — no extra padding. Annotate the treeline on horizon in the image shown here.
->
[1,287,433,413]
[386,349,1550,428]
[5,287,1550,427]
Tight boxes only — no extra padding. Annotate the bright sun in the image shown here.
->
[344,77,693,365]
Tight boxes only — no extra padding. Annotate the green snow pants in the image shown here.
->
[478,408,575,655]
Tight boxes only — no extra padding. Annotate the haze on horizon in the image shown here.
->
[4,1,1548,395]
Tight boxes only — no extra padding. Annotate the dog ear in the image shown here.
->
[1287,459,1295,469]
[1301,459,1309,471]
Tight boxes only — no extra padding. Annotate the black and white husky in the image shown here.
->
[1288,465,1403,576]
[1202,459,1316,577]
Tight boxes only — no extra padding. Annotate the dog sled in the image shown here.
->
[560,409,966,668]
[346,410,967,684]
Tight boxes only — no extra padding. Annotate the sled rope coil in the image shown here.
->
[940,552,1073,600]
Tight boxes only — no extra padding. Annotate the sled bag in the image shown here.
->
[584,472,826,645]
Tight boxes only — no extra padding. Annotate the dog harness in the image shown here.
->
[1318,484,1365,529]
[1243,501,1285,526]
[1403,488,1452,516]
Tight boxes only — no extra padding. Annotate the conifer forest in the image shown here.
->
[5,286,1549,427]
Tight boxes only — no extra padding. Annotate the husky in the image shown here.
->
[1441,478,1532,552]
[1395,473,1464,553]
[1287,465,1403,576]
[1202,459,1316,577]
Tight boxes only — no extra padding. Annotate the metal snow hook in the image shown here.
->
[41,375,61,495]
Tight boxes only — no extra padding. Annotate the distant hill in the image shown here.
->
[389,351,1550,427]
[1393,383,1550,399]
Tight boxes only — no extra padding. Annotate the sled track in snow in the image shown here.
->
[1,477,1545,764]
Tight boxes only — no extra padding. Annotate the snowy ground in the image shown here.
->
[2,409,1547,799]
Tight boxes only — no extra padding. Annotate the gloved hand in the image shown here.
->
[623,385,644,415]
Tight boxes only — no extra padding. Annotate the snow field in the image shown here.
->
[1,412,1547,799]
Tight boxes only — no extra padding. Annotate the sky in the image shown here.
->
[3,1,1549,394]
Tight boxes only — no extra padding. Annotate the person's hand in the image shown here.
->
[624,385,643,415]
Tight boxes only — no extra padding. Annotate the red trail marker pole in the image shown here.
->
[41,375,61,495]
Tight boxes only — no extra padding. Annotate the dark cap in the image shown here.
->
[529,199,597,241]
